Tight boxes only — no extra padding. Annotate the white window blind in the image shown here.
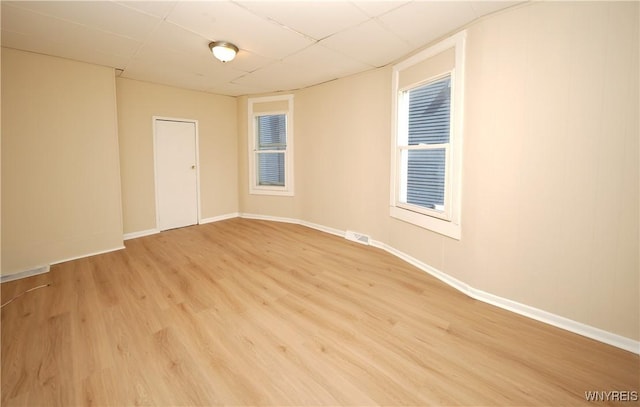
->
[256,114,286,186]
[402,75,451,211]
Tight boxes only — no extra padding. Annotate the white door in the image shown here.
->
[154,119,198,231]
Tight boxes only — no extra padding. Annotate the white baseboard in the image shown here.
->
[300,220,345,238]
[124,228,159,240]
[467,287,640,355]
[200,212,240,224]
[123,213,239,240]
[240,213,345,238]
[50,245,126,266]
[239,212,300,224]
[238,214,639,354]
[371,240,472,294]
[1,245,125,283]
[370,238,639,355]
[1,265,50,284]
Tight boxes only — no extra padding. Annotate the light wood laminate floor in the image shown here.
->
[1,219,638,406]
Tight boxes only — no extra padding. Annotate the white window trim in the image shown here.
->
[390,30,466,240]
[248,95,294,196]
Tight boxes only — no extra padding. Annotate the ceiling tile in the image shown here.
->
[283,44,373,78]
[122,55,247,95]
[5,1,161,41]
[146,21,216,60]
[377,2,477,48]
[232,61,335,92]
[1,29,132,69]
[124,45,244,84]
[121,68,214,93]
[470,1,521,18]
[230,50,275,74]
[320,19,412,67]
[2,4,140,65]
[115,1,177,19]
[238,1,369,40]
[207,82,272,97]
[350,1,409,18]
[166,1,314,59]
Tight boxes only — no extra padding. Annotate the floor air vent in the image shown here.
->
[345,230,370,245]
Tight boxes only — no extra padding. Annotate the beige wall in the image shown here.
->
[457,1,639,340]
[295,69,392,238]
[1,46,3,274]
[1,48,123,276]
[116,78,238,234]
[239,2,639,340]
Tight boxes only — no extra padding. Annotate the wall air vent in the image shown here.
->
[345,230,370,245]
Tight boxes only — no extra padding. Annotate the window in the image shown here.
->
[248,95,294,196]
[399,75,451,216]
[391,31,466,239]
[256,114,286,186]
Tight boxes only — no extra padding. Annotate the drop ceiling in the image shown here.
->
[1,1,520,97]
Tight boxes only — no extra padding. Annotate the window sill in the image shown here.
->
[390,205,460,240]
[249,187,294,197]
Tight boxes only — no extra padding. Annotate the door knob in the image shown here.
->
[191,165,196,169]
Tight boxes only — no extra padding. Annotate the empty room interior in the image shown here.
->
[1,1,639,406]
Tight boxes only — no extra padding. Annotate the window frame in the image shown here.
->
[390,31,466,240]
[248,95,294,196]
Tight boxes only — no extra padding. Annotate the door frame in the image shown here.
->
[152,116,201,231]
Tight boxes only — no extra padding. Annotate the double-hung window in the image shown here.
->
[248,95,294,196]
[256,114,286,186]
[391,31,466,239]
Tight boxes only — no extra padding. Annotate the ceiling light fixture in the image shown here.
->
[209,41,238,63]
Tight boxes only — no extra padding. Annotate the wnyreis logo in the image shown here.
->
[585,391,638,402]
